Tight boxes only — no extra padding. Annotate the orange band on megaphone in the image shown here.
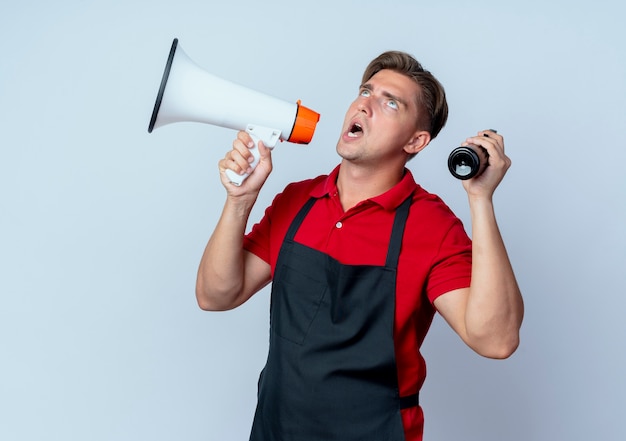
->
[288,101,320,144]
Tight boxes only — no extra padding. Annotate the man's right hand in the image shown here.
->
[218,130,273,196]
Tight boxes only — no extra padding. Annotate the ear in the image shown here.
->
[404,130,431,155]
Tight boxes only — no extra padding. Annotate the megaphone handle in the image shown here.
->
[225,125,280,186]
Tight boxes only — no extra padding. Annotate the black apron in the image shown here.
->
[249,196,418,441]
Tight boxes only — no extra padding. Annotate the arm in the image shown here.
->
[195,131,273,311]
[434,130,524,359]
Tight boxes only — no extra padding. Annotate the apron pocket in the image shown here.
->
[271,263,327,345]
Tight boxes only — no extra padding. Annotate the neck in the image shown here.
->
[336,160,405,211]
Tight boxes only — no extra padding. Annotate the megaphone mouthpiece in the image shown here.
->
[289,101,320,144]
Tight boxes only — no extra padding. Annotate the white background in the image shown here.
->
[1,0,625,440]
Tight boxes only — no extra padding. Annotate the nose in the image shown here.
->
[356,97,370,115]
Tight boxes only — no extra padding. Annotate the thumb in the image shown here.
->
[256,139,274,168]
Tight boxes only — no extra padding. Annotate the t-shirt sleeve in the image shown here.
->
[425,219,473,304]
[243,203,273,265]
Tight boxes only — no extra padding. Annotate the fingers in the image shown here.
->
[463,130,503,152]
[460,129,512,196]
[463,130,509,167]
[218,130,273,191]
[480,129,504,153]
[220,131,256,177]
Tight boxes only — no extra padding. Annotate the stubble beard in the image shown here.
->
[336,139,366,163]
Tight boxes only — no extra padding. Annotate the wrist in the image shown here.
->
[468,194,496,220]
[467,193,494,206]
[225,192,258,217]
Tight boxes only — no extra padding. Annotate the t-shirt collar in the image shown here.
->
[310,164,418,211]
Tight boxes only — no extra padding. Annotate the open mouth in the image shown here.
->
[347,122,363,138]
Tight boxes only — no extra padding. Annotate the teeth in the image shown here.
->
[348,123,362,137]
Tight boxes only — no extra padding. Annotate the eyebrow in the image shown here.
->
[360,83,408,108]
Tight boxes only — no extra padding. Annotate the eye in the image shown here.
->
[360,89,371,97]
[386,99,399,110]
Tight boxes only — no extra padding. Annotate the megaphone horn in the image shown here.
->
[148,38,320,185]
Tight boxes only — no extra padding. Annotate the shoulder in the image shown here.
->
[259,174,329,229]
[409,185,463,226]
[244,174,328,267]
[405,185,471,252]
[270,174,328,211]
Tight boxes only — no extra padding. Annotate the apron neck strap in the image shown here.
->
[285,194,412,269]
[385,195,412,269]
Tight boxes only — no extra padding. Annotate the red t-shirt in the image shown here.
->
[244,165,472,440]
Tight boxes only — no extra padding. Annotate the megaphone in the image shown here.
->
[148,38,320,185]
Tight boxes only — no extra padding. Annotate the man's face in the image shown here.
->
[337,69,425,165]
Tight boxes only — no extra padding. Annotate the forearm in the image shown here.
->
[195,195,256,311]
[465,196,524,358]
[196,131,275,310]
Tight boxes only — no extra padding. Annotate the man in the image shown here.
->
[196,51,524,441]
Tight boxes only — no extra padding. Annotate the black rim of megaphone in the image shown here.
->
[148,38,179,133]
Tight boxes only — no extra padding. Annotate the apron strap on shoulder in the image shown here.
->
[385,195,412,268]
